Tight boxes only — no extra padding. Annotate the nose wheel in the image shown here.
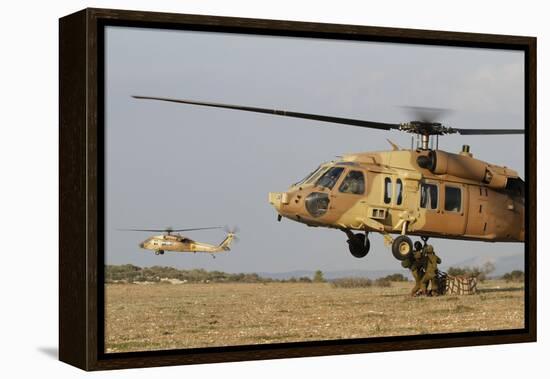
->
[344,230,370,258]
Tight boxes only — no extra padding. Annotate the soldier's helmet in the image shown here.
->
[414,241,423,251]
[426,245,434,253]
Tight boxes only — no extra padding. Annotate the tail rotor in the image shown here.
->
[223,225,240,244]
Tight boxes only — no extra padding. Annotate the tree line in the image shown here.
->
[445,262,524,282]
[104,265,408,284]
[105,264,267,283]
[105,264,524,284]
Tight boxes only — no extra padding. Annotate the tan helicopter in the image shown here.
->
[120,226,237,255]
[132,95,524,262]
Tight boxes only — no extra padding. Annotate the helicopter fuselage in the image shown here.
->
[269,148,524,243]
[139,233,234,254]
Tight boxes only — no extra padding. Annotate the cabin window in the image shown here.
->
[444,186,462,212]
[420,183,438,209]
[316,167,345,190]
[339,170,365,194]
[396,179,403,205]
[384,177,392,204]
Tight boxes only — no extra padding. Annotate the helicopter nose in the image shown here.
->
[268,192,283,212]
[139,242,145,249]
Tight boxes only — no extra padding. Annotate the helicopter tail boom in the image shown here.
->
[218,233,236,251]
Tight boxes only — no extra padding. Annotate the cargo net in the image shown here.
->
[436,271,478,295]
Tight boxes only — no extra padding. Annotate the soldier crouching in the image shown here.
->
[402,241,425,296]
[419,244,442,296]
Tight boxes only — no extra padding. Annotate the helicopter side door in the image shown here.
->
[323,168,368,227]
[417,180,467,236]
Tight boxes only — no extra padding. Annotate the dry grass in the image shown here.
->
[104,280,524,353]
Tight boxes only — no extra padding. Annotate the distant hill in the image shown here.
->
[258,253,525,280]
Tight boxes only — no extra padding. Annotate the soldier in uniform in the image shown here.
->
[402,241,426,296]
[419,244,442,296]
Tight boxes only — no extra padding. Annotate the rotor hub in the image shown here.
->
[399,121,455,136]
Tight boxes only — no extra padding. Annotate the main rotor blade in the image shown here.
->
[132,95,400,131]
[454,128,524,135]
[170,227,224,232]
[118,227,223,232]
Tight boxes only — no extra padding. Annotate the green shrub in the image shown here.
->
[380,273,407,282]
[313,270,325,283]
[502,270,524,282]
[374,278,391,287]
[447,262,495,282]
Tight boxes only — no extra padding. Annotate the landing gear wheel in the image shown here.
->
[392,235,413,261]
[347,233,370,258]
[155,250,164,256]
[159,250,164,255]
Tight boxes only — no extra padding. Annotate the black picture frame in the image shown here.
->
[59,7,537,371]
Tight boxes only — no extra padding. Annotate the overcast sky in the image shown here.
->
[104,26,525,274]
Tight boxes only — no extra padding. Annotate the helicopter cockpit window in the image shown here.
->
[444,186,462,212]
[384,177,392,204]
[294,166,321,186]
[420,183,438,210]
[396,179,403,205]
[316,167,345,190]
[305,166,329,185]
[339,170,365,195]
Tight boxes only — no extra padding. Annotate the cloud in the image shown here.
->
[451,62,524,115]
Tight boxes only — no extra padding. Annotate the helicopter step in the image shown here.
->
[344,230,370,258]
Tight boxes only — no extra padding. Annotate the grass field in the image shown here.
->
[104,280,524,353]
